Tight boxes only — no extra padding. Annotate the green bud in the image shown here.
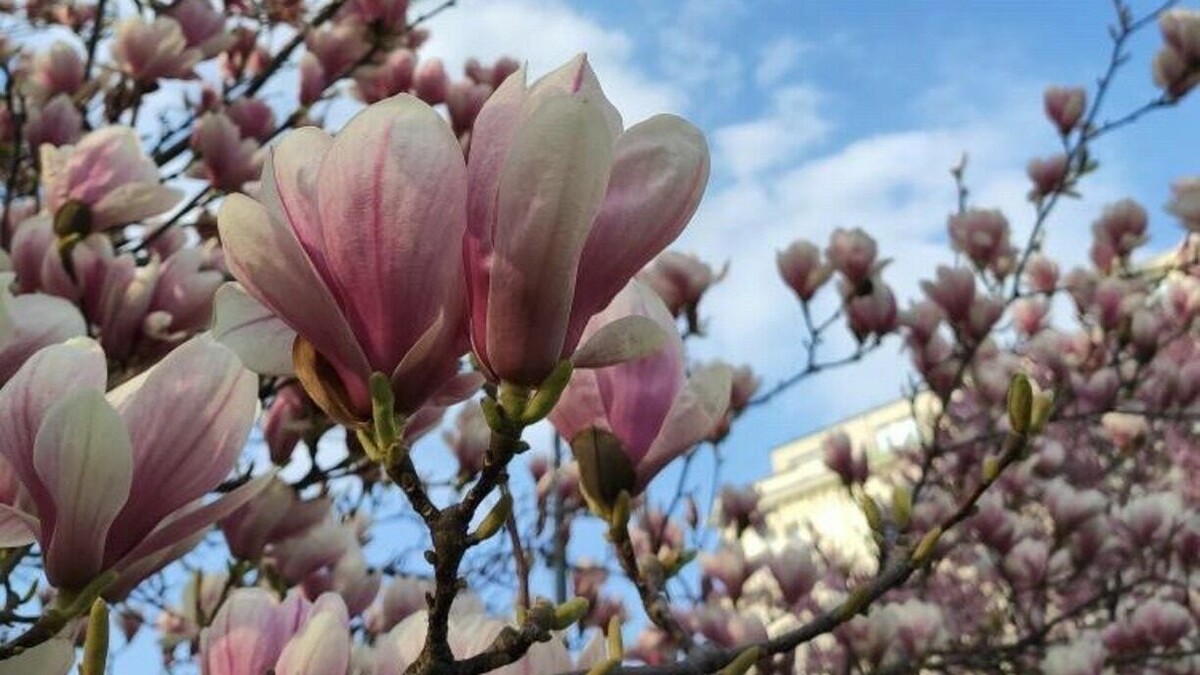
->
[607,616,623,659]
[81,598,109,675]
[609,490,632,534]
[912,526,942,566]
[981,455,1001,483]
[1007,373,1033,434]
[471,492,512,542]
[356,429,382,463]
[480,397,505,434]
[839,586,872,621]
[498,382,530,422]
[369,372,399,450]
[552,597,590,630]
[719,647,761,675]
[1030,391,1054,433]
[891,486,912,530]
[522,360,574,425]
[858,493,884,535]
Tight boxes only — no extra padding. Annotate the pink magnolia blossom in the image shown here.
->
[1027,154,1069,200]
[188,112,262,191]
[0,271,85,384]
[641,250,724,319]
[844,274,898,341]
[948,208,1012,271]
[225,97,276,142]
[168,0,234,58]
[201,589,351,675]
[111,17,202,84]
[24,93,83,148]
[412,57,449,104]
[825,227,877,286]
[262,381,327,465]
[777,238,832,302]
[446,80,493,137]
[465,55,710,386]
[549,282,731,507]
[823,430,868,486]
[215,94,469,424]
[443,402,490,485]
[0,335,267,596]
[1167,176,1200,231]
[1154,8,1200,98]
[765,541,818,607]
[1043,86,1087,134]
[465,56,522,88]
[29,41,84,102]
[305,21,368,83]
[353,49,417,104]
[298,53,325,106]
[700,542,753,602]
[346,0,410,32]
[40,126,182,232]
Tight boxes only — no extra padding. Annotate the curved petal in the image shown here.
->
[105,334,257,557]
[0,338,106,524]
[635,363,731,492]
[275,594,351,675]
[0,503,38,547]
[91,183,183,230]
[593,284,684,462]
[567,115,710,345]
[547,368,607,444]
[571,314,668,369]
[211,282,297,376]
[259,127,334,281]
[113,473,274,575]
[217,192,369,406]
[33,389,133,589]
[314,94,468,372]
[0,288,86,385]
[485,93,616,385]
[201,587,292,675]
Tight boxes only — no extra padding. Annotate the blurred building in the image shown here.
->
[746,393,937,565]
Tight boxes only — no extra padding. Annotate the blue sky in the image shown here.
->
[101,0,1200,670]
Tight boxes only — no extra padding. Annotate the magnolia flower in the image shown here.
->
[548,281,731,514]
[0,335,267,596]
[1043,86,1086,134]
[29,41,84,102]
[948,208,1012,270]
[226,97,276,142]
[215,94,471,425]
[374,608,571,675]
[641,250,724,320]
[188,112,262,191]
[353,49,417,104]
[1167,176,1200,232]
[23,93,83,148]
[777,239,832,302]
[111,17,202,84]
[413,57,449,104]
[0,271,85,384]
[464,54,710,386]
[40,126,182,233]
[201,589,351,675]
[168,0,234,58]
[825,227,878,286]
[443,403,490,485]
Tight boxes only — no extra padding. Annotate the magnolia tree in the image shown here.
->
[0,0,1198,673]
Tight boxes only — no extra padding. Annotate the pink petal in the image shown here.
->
[113,473,273,575]
[211,282,297,376]
[275,594,351,675]
[217,192,370,409]
[0,338,106,527]
[571,314,669,369]
[33,389,133,589]
[0,281,87,384]
[548,368,608,444]
[593,283,684,462]
[314,94,468,373]
[105,334,257,558]
[0,503,38,547]
[485,93,616,384]
[635,363,731,491]
[567,115,710,345]
[202,587,293,675]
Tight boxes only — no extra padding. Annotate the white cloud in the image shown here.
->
[714,84,829,178]
[420,0,685,122]
[755,37,809,87]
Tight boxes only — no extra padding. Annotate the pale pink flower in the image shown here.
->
[23,93,82,148]
[642,250,723,318]
[1166,176,1200,232]
[777,239,832,302]
[201,589,351,675]
[443,403,490,485]
[1042,634,1106,675]
[40,126,182,232]
[464,54,710,386]
[921,266,976,323]
[549,282,730,504]
[111,17,202,84]
[168,0,234,58]
[298,53,325,106]
[0,271,85,385]
[1043,86,1086,134]
[412,57,449,104]
[346,0,410,32]
[305,21,368,82]
[765,541,818,606]
[1091,198,1148,262]
[825,227,877,286]
[465,56,522,88]
[188,112,262,191]
[215,95,470,424]
[353,49,416,104]
[1027,154,1069,200]
[225,97,276,142]
[1154,8,1200,98]
[0,335,267,596]
[948,208,1012,270]
[700,542,753,602]
[1024,253,1059,293]
[844,274,898,341]
[29,41,84,101]
[445,80,493,136]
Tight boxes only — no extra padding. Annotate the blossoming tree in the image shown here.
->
[0,0,1198,673]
